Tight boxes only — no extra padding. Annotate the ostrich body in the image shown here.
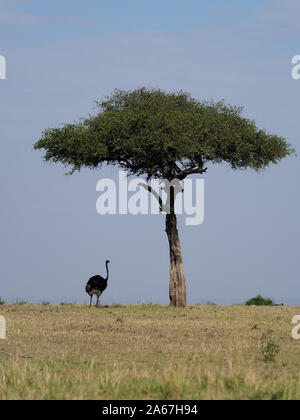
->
[85,260,110,306]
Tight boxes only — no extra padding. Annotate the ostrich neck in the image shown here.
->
[105,263,109,280]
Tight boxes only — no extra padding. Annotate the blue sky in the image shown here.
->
[0,0,299,305]
[2,0,265,41]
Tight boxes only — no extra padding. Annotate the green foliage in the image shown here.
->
[34,88,295,180]
[261,334,280,363]
[15,300,27,305]
[246,295,275,306]
[0,296,5,305]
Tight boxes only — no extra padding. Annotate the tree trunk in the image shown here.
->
[165,187,187,307]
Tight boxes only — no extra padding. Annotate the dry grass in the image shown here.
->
[1,304,300,399]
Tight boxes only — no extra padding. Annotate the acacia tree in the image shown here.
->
[34,88,295,307]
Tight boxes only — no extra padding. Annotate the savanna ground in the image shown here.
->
[0,304,300,400]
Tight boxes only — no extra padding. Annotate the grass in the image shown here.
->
[0,304,300,399]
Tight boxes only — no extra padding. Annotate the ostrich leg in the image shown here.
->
[89,295,92,307]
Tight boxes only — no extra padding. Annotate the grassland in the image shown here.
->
[1,304,300,400]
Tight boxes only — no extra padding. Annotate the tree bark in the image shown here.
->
[165,187,187,307]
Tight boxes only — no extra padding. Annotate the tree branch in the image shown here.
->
[178,166,207,180]
[138,182,165,212]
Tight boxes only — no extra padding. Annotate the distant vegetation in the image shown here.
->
[246,295,278,306]
[14,300,27,306]
[0,297,5,305]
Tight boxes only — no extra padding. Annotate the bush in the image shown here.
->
[15,300,27,305]
[0,297,5,305]
[246,295,275,306]
[261,335,280,362]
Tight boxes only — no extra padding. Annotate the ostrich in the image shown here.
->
[85,260,110,306]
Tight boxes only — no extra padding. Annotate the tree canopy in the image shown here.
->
[34,88,295,180]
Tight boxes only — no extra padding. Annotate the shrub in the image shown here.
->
[15,300,27,305]
[246,295,275,306]
[261,335,280,362]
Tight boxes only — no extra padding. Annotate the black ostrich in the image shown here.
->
[85,260,110,306]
